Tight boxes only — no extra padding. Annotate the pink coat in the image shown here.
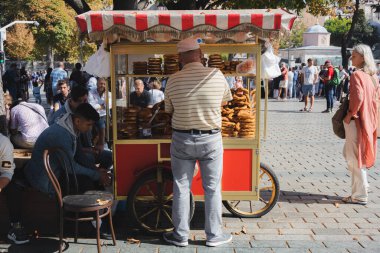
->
[349,70,380,169]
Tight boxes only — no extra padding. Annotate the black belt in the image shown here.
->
[173,129,220,135]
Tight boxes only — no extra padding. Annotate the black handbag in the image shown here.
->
[331,96,349,139]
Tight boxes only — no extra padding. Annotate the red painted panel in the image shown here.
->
[228,13,240,29]
[158,13,171,26]
[274,13,282,29]
[115,144,158,196]
[222,149,252,191]
[90,13,104,32]
[251,14,263,28]
[160,143,171,159]
[182,14,194,30]
[135,13,148,31]
[192,149,253,195]
[205,14,217,27]
[113,14,125,25]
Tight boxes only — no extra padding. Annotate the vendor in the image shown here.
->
[130,79,152,108]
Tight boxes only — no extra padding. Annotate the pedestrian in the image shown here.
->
[318,65,326,97]
[32,80,43,104]
[2,63,20,101]
[51,62,67,96]
[19,66,30,101]
[44,67,53,105]
[299,59,318,112]
[70,62,86,88]
[52,80,70,112]
[338,65,349,101]
[342,44,379,205]
[287,67,294,99]
[321,60,335,113]
[299,63,306,102]
[278,62,288,100]
[88,77,112,151]
[163,38,233,247]
[292,67,299,99]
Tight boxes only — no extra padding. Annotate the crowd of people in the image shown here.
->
[0,41,380,248]
[1,62,115,244]
[270,59,380,114]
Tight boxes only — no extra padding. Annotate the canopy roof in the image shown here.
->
[76,9,296,42]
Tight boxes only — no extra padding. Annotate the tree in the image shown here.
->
[63,0,350,14]
[4,24,36,60]
[279,21,306,49]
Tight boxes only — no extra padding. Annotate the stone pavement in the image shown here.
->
[1,98,380,253]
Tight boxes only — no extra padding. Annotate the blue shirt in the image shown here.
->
[24,123,100,195]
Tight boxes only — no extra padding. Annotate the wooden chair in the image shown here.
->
[43,148,116,253]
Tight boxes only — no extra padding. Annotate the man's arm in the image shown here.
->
[0,138,15,191]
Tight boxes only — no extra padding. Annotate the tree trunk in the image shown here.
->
[341,0,360,69]
[113,0,137,10]
[64,0,91,14]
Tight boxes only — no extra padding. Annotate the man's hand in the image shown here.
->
[98,169,111,187]
[95,144,104,153]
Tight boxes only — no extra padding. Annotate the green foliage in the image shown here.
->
[161,0,349,16]
[279,21,306,49]
[324,10,376,48]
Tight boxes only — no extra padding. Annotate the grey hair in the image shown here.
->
[352,44,377,75]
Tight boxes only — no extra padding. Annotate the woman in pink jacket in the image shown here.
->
[343,44,379,205]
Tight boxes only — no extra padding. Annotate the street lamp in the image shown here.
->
[0,20,39,71]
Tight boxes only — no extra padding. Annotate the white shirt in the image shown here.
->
[10,102,49,142]
[0,134,15,181]
[302,65,317,85]
[88,88,112,117]
[287,71,294,84]
[149,89,165,105]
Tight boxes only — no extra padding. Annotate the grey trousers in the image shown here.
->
[170,131,224,241]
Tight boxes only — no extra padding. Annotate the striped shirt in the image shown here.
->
[165,62,232,130]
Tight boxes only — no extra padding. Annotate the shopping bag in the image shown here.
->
[83,43,110,78]
[331,97,349,139]
[261,43,281,79]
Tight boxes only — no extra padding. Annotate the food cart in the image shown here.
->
[76,9,296,233]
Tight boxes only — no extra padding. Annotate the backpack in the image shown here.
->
[329,67,340,86]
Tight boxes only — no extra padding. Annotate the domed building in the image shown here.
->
[279,24,342,67]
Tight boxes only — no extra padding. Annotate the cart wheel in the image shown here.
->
[127,169,195,233]
[223,163,279,218]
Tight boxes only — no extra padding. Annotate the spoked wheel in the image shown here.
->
[223,163,279,218]
[127,169,195,233]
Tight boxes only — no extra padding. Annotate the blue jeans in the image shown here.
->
[170,131,224,241]
[325,84,334,109]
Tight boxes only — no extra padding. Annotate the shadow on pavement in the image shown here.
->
[279,190,342,204]
[6,238,65,253]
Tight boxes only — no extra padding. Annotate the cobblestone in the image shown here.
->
[2,99,380,252]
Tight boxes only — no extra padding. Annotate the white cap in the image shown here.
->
[177,38,200,53]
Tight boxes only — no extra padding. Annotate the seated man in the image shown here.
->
[52,79,70,112]
[88,77,112,151]
[130,79,152,108]
[10,100,49,149]
[24,103,111,195]
[0,134,29,244]
[49,84,88,125]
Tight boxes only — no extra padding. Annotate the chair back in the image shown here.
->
[43,148,79,207]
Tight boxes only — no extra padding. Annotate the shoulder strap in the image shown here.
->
[19,103,48,123]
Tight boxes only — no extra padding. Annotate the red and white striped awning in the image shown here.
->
[76,9,296,42]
